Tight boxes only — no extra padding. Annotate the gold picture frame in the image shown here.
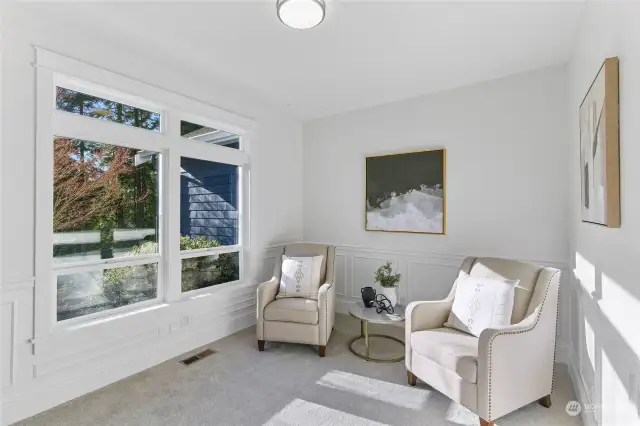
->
[365,148,446,235]
[579,57,620,227]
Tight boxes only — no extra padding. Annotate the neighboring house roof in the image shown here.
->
[182,127,215,139]
[184,127,240,146]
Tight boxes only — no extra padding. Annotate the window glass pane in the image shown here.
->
[180,157,238,247]
[57,263,157,321]
[53,137,159,265]
[182,252,239,292]
[56,87,161,131]
[180,120,240,149]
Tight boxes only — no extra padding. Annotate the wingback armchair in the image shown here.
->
[405,257,560,426]
[256,244,336,357]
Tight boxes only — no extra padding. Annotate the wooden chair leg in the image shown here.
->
[407,371,417,386]
[258,340,265,351]
[479,419,495,426]
[538,394,552,408]
[319,345,326,357]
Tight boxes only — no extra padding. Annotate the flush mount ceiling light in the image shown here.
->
[277,0,326,30]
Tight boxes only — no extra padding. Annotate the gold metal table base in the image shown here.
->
[348,319,405,363]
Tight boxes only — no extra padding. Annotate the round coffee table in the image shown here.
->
[348,301,406,363]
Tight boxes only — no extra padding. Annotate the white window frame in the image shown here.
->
[34,48,254,338]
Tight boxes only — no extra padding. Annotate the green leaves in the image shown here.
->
[179,235,220,250]
[374,261,401,288]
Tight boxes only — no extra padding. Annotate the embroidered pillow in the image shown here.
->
[277,255,324,300]
[444,271,519,337]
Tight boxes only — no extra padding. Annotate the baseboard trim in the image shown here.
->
[567,351,598,426]
[2,313,255,425]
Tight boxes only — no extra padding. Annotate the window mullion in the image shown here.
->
[52,110,168,152]
[164,147,182,303]
[179,245,242,260]
[52,255,161,275]
[34,65,56,339]
[176,137,248,166]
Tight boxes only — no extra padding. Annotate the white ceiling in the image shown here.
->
[32,1,585,119]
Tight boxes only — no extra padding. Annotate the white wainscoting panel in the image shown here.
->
[1,245,573,425]
[351,255,400,299]
[326,246,465,314]
[0,274,257,425]
[406,261,459,302]
[265,243,572,367]
[1,280,35,403]
[334,254,347,297]
[1,301,15,388]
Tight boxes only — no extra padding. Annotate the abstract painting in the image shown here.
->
[579,57,620,227]
[365,148,445,234]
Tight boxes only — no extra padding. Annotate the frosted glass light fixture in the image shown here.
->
[277,0,325,29]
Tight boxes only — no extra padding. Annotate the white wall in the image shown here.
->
[301,65,573,365]
[567,2,640,426]
[303,66,570,261]
[0,4,302,424]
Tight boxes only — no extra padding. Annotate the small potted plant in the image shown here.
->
[374,261,401,307]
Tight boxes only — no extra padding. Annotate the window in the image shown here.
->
[180,157,238,246]
[180,120,240,149]
[57,263,158,322]
[57,87,161,131]
[53,138,159,265]
[52,137,160,320]
[181,252,239,292]
[36,51,251,331]
[179,157,241,292]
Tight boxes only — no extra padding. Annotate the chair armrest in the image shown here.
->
[405,299,453,371]
[318,282,335,345]
[256,278,279,340]
[476,305,556,421]
[406,299,454,333]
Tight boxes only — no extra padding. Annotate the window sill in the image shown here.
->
[56,299,168,332]
[49,280,254,334]
[179,279,253,302]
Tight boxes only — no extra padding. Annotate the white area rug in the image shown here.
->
[16,315,582,426]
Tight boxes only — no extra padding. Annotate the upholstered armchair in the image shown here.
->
[256,244,336,357]
[405,257,560,426]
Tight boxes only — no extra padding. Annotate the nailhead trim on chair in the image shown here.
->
[324,247,336,346]
[551,275,560,394]
[485,269,560,421]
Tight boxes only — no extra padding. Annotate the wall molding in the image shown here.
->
[1,301,18,387]
[265,243,579,401]
[0,273,258,424]
[266,241,567,270]
[567,348,598,426]
[2,278,35,292]
[2,310,255,425]
[265,242,570,336]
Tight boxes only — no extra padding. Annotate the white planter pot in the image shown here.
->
[382,287,398,307]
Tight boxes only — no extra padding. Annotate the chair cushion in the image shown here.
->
[468,257,541,324]
[410,328,479,383]
[264,298,319,325]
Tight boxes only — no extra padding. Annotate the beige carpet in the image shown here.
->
[16,315,582,426]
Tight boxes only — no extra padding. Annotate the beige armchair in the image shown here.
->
[405,257,560,426]
[256,244,336,357]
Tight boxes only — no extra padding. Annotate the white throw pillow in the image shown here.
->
[444,271,519,337]
[277,255,324,300]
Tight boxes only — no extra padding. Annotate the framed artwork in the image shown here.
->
[365,148,445,234]
[579,57,620,227]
